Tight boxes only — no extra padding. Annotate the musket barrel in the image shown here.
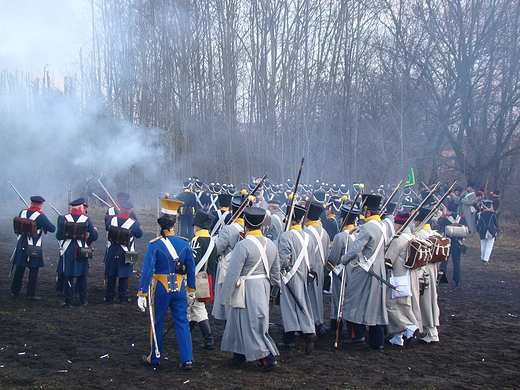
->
[8,181,29,207]
[227,174,267,225]
[284,158,304,231]
[97,179,120,211]
[92,192,112,208]
[379,180,403,216]
[47,202,62,215]
[385,182,441,250]
[413,181,457,234]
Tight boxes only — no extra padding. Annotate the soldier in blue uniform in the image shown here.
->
[56,198,99,307]
[177,181,198,240]
[105,191,138,226]
[137,196,196,371]
[103,200,143,303]
[11,196,56,300]
[210,193,232,236]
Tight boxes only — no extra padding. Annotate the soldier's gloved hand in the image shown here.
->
[187,292,196,306]
[137,296,147,312]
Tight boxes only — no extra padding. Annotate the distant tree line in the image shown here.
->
[1,0,519,204]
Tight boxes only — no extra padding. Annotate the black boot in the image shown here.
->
[198,320,214,350]
[189,320,197,332]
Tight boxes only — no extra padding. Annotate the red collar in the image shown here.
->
[71,209,83,215]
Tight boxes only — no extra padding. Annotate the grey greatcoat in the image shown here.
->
[304,223,330,327]
[384,227,422,333]
[266,210,285,243]
[278,228,315,334]
[341,218,388,326]
[327,229,356,321]
[416,228,441,329]
[460,191,477,233]
[219,234,281,361]
[212,221,243,320]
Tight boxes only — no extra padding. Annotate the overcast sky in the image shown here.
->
[0,0,91,78]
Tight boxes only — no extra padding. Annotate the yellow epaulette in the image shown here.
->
[149,236,162,243]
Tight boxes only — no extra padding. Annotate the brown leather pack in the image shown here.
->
[404,238,433,269]
[63,220,88,240]
[13,217,38,237]
[107,225,131,246]
[428,234,451,263]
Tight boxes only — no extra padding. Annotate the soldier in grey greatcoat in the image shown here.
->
[304,200,330,337]
[414,209,441,344]
[459,182,478,233]
[277,204,318,355]
[212,195,247,320]
[327,205,360,335]
[340,194,388,350]
[265,196,285,243]
[384,212,422,347]
[219,207,281,371]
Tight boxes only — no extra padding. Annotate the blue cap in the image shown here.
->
[69,197,86,206]
[30,196,45,203]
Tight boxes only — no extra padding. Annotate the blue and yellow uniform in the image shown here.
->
[138,230,196,366]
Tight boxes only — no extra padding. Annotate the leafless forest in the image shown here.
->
[1,0,520,212]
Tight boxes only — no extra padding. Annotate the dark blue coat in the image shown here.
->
[104,215,143,278]
[476,210,498,239]
[12,207,56,268]
[56,211,98,277]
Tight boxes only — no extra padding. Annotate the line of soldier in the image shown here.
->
[10,191,142,308]
[9,179,499,373]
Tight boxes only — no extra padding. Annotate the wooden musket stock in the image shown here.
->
[379,180,403,216]
[227,174,267,225]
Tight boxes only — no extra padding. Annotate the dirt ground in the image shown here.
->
[0,204,519,390]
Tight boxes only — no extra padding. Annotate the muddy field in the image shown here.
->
[0,204,519,389]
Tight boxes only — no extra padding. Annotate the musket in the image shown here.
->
[379,180,403,216]
[414,181,457,234]
[47,202,62,216]
[385,182,441,250]
[92,192,112,208]
[335,266,346,347]
[8,247,16,277]
[338,187,363,233]
[227,174,267,225]
[366,266,401,291]
[97,179,120,211]
[281,271,309,317]
[392,188,406,216]
[8,181,29,207]
[421,181,448,213]
[284,158,305,231]
[300,188,315,228]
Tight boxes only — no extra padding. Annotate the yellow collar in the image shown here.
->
[342,224,355,232]
[246,229,263,237]
[195,229,211,238]
[289,224,302,231]
[420,223,431,230]
[365,214,381,223]
[164,230,175,236]
[234,218,244,226]
[305,220,320,227]
[221,207,229,211]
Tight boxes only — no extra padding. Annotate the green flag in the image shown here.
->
[405,167,415,188]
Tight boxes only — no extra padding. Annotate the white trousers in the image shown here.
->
[187,297,209,322]
[480,237,495,262]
